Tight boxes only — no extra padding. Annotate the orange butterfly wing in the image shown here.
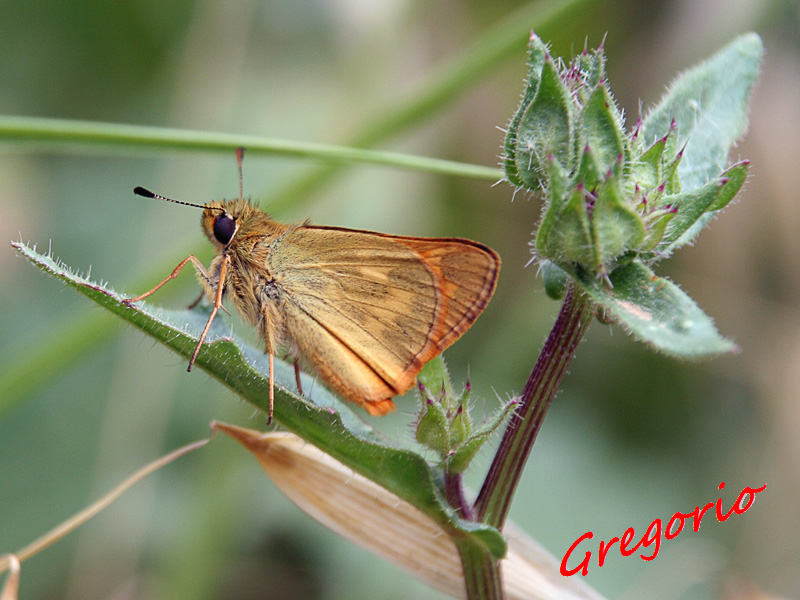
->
[270,226,499,415]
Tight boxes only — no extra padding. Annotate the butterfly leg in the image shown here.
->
[259,313,277,425]
[293,358,304,396]
[267,352,275,425]
[186,288,231,316]
[186,290,206,310]
[125,255,210,303]
[187,255,229,372]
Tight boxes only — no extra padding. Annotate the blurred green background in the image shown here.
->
[1,0,798,599]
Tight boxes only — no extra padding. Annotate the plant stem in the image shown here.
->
[474,285,593,528]
[444,471,475,521]
[0,116,501,181]
[456,540,503,600]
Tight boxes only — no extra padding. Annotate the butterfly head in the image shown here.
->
[201,198,277,250]
[201,199,246,249]
[133,187,281,252]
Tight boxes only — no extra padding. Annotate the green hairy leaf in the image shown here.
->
[579,260,737,358]
[641,33,763,192]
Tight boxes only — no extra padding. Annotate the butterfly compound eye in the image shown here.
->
[213,214,237,245]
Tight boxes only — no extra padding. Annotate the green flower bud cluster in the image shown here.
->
[504,33,748,295]
[415,361,516,474]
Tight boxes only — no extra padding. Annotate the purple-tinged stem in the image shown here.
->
[444,471,475,521]
[474,285,593,528]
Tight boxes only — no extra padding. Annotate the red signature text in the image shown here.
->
[560,481,767,576]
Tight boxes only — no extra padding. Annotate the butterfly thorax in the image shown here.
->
[201,199,293,353]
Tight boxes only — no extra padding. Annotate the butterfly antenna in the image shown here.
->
[236,147,245,202]
[133,187,222,212]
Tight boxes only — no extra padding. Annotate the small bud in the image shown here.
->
[511,54,575,189]
[416,396,450,455]
[449,403,470,448]
[446,398,518,474]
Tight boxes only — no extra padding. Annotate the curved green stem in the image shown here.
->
[0,116,500,181]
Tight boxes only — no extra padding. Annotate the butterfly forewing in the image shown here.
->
[270,226,499,414]
[271,228,439,378]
